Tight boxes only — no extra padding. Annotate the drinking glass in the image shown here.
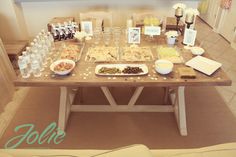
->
[93,30,101,45]
[103,32,111,46]
[103,27,112,46]
[112,27,121,47]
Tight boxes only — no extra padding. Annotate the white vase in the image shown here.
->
[167,37,176,45]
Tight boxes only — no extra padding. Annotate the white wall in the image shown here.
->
[20,0,199,37]
[0,0,28,40]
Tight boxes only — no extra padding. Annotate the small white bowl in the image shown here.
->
[50,59,75,75]
[155,59,174,75]
[190,47,205,55]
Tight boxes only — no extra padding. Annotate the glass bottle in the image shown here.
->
[18,56,30,78]
[31,54,42,77]
[22,51,31,74]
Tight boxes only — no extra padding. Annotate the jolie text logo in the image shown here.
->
[5,122,66,149]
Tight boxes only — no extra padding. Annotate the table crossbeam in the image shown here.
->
[57,86,187,136]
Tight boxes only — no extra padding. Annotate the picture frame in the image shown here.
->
[81,21,93,36]
[128,27,141,44]
[183,28,197,46]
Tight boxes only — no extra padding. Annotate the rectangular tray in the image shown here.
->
[85,46,119,62]
[120,47,154,62]
[157,46,184,63]
[185,56,222,76]
[95,64,149,76]
[59,42,85,62]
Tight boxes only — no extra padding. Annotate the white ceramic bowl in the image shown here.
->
[155,59,174,75]
[190,46,205,55]
[50,59,75,75]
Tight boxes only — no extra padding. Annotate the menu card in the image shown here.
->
[183,28,197,46]
[144,26,161,36]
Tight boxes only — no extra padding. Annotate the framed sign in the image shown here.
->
[128,27,141,44]
[183,29,197,46]
[144,26,161,36]
[81,21,93,36]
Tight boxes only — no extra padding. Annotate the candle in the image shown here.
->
[175,7,183,17]
[185,13,194,23]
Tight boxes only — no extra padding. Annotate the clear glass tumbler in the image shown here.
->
[112,27,121,47]
[93,30,101,45]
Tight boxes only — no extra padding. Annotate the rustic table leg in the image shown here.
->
[174,86,187,136]
[163,87,170,104]
[101,86,117,106]
[77,87,84,103]
[58,87,73,132]
[128,87,144,106]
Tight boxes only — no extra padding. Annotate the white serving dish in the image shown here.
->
[95,64,148,76]
[185,56,222,75]
[155,59,174,75]
[190,46,205,55]
[50,59,75,75]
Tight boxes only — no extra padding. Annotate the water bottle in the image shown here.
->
[44,35,51,49]
[34,50,44,71]
[33,39,38,45]
[47,32,53,42]
[31,54,42,77]
[41,40,49,57]
[41,29,46,36]
[18,56,30,78]
[26,46,32,55]
[38,44,47,66]
[22,51,31,73]
[30,42,37,52]
[36,36,42,45]
[47,32,55,50]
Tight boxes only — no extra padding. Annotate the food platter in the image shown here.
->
[120,46,154,61]
[157,46,184,63]
[85,46,119,62]
[95,64,149,76]
[59,43,85,62]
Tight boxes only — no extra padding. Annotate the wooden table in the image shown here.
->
[14,36,231,136]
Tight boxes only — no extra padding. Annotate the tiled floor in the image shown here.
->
[195,18,236,115]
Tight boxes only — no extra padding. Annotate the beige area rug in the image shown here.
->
[0,87,29,138]
[0,86,236,149]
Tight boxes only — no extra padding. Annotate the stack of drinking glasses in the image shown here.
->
[93,27,102,45]
[18,29,55,78]
[103,27,112,46]
[112,27,121,47]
